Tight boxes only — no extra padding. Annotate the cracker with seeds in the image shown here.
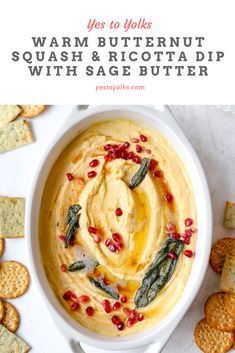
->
[224,201,235,229]
[0,261,30,299]
[0,197,24,238]
[0,106,22,128]
[19,105,45,118]
[0,301,5,322]
[209,238,235,274]
[0,324,30,353]
[2,302,19,333]
[224,293,235,319]
[0,119,33,154]
[194,318,234,353]
[205,292,235,331]
[220,254,235,293]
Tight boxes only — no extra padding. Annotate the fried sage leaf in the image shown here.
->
[129,157,150,189]
[68,259,98,272]
[134,237,184,308]
[65,204,81,248]
[143,237,175,280]
[88,277,119,300]
[67,204,81,224]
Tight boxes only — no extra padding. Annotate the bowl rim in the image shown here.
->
[25,105,212,350]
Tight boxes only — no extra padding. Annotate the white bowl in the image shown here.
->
[26,105,212,353]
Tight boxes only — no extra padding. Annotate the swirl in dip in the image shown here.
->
[39,119,197,336]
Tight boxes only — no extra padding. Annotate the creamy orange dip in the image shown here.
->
[39,119,197,336]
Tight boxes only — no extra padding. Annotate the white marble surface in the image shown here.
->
[0,105,234,353]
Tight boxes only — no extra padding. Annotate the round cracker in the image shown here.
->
[209,238,235,274]
[2,301,20,333]
[0,300,5,322]
[224,293,235,319]
[205,292,235,331]
[0,261,30,299]
[19,105,45,118]
[0,239,5,257]
[194,318,234,353]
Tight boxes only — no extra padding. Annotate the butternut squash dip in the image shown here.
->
[39,119,197,336]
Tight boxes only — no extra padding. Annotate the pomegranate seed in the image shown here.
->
[114,152,121,159]
[116,208,123,216]
[129,310,136,320]
[133,156,141,164]
[60,264,67,272]
[140,134,147,142]
[184,250,193,258]
[121,150,128,159]
[70,293,78,302]
[137,313,144,321]
[71,302,80,311]
[109,243,117,252]
[79,295,90,303]
[88,227,99,234]
[168,252,177,260]
[113,302,121,310]
[127,151,134,160]
[126,318,136,327]
[112,233,122,242]
[63,291,73,301]
[77,177,84,185]
[166,222,175,231]
[111,315,121,325]
[102,300,112,313]
[93,234,101,243]
[59,235,66,242]
[88,171,97,178]
[105,239,112,247]
[146,149,152,154]
[183,236,190,245]
[86,306,94,316]
[117,322,125,331]
[185,218,193,227]
[153,170,163,178]
[136,145,142,153]
[120,295,127,303]
[149,159,158,170]
[88,226,98,234]
[123,307,131,316]
[104,144,111,151]
[66,173,73,181]
[190,227,197,233]
[171,232,181,240]
[131,138,140,143]
[123,141,130,149]
[165,193,173,203]
[185,229,193,237]
[104,154,112,162]
[117,144,125,151]
[116,242,123,252]
[89,159,99,168]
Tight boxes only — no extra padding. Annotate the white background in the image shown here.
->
[0,0,235,103]
[0,105,235,353]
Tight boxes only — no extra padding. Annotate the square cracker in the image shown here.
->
[0,324,30,353]
[0,119,33,154]
[0,106,22,128]
[220,253,235,293]
[0,197,24,238]
[224,201,235,229]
